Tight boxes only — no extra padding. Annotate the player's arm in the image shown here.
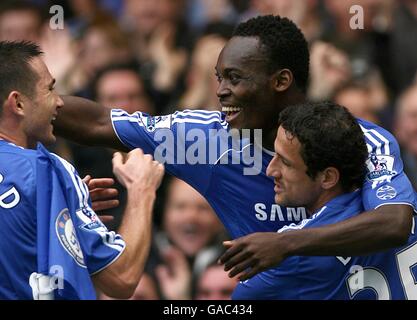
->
[92,149,164,299]
[55,95,126,150]
[220,204,413,280]
[221,124,416,280]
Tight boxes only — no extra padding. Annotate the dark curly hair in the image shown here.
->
[234,15,309,93]
[278,102,368,192]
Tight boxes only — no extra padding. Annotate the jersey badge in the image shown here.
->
[144,115,171,132]
[366,154,397,186]
[56,208,86,267]
[76,205,106,232]
[376,185,397,200]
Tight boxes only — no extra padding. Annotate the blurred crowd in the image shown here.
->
[1,0,416,299]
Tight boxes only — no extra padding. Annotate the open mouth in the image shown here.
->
[274,181,284,193]
[180,225,201,241]
[51,114,57,124]
[222,106,243,122]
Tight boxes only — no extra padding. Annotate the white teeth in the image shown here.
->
[222,106,242,112]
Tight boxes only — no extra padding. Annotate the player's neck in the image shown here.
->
[264,92,307,150]
[306,187,344,216]
[0,127,30,149]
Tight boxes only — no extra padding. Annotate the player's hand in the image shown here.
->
[112,149,164,192]
[218,232,287,281]
[82,175,119,217]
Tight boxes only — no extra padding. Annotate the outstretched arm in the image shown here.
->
[55,95,126,150]
[220,204,413,280]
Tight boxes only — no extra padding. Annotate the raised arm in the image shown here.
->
[55,95,126,150]
[220,204,413,280]
[92,149,164,298]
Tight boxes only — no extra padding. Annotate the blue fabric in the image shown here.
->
[36,145,96,299]
[233,191,417,300]
[0,141,125,299]
[111,110,416,240]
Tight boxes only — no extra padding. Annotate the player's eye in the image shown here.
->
[215,73,223,83]
[229,73,241,84]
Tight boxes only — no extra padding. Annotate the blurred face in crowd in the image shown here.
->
[215,36,279,130]
[395,86,417,156]
[195,265,238,300]
[0,9,42,42]
[20,57,64,148]
[266,126,323,212]
[124,0,183,36]
[334,87,370,120]
[81,26,130,77]
[163,179,223,257]
[96,69,153,114]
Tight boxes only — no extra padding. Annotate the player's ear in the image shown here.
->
[6,91,25,116]
[272,69,293,93]
[320,167,340,190]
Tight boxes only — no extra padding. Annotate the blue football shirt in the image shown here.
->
[0,140,125,299]
[111,109,416,239]
[232,190,417,300]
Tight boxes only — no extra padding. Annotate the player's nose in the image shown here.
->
[56,95,64,109]
[266,156,280,178]
[216,81,231,99]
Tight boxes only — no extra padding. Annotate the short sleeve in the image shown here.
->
[54,154,126,275]
[110,109,229,194]
[359,120,417,212]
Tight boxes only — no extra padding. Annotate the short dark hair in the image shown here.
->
[278,101,368,192]
[0,41,43,107]
[234,15,310,93]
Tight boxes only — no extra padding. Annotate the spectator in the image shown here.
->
[394,84,417,189]
[154,178,227,299]
[0,0,45,43]
[194,263,238,300]
[333,70,388,125]
[94,63,154,114]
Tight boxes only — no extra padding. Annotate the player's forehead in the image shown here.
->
[216,36,269,72]
[275,126,302,159]
[29,57,53,86]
